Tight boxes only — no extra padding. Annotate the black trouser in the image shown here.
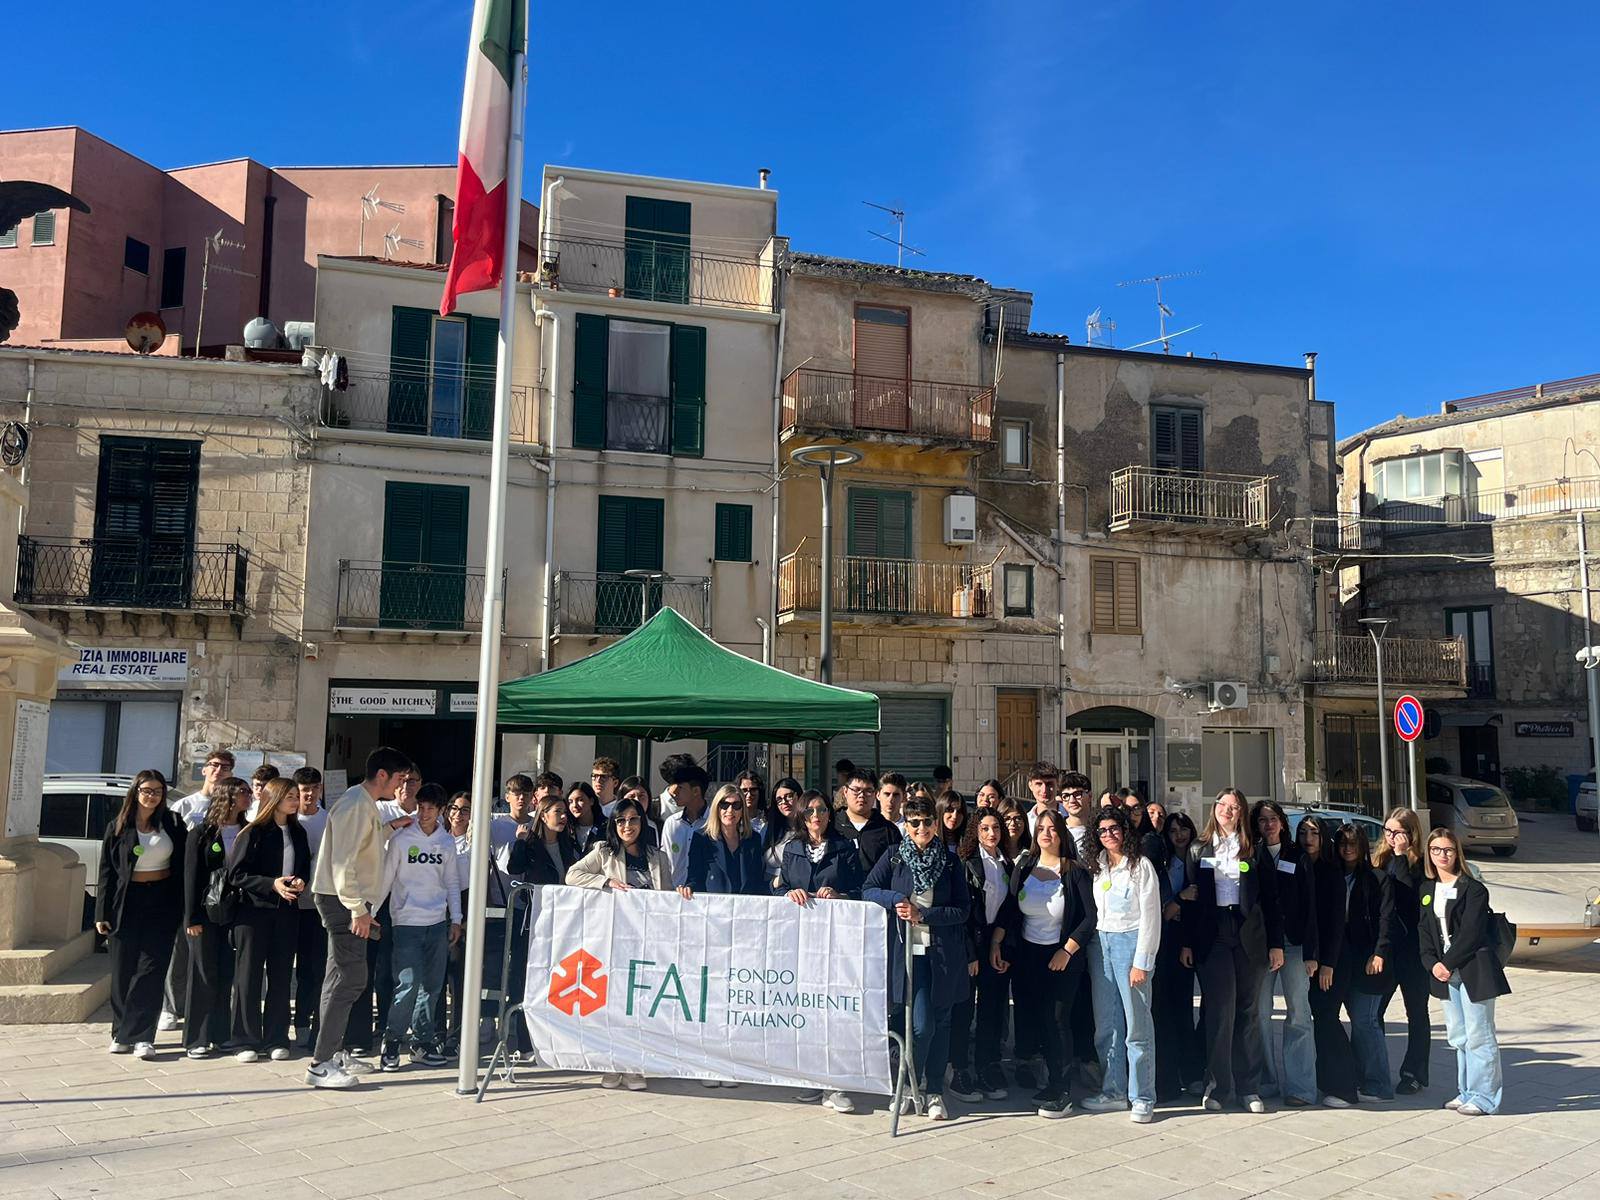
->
[1153,920,1204,1099]
[486,910,533,1053]
[1193,909,1267,1101]
[313,893,368,1064]
[1071,968,1096,1066]
[183,919,235,1051]
[1012,939,1083,1094]
[163,925,189,1018]
[948,988,976,1077]
[231,905,298,1051]
[108,881,181,1044]
[344,900,394,1049]
[1309,961,1356,1102]
[972,957,1012,1074]
[293,906,326,1047]
[1384,946,1431,1085]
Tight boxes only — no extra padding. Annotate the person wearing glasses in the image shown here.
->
[762,776,804,886]
[735,771,767,835]
[683,784,768,899]
[996,798,1029,860]
[181,777,251,1059]
[949,805,1014,1102]
[1375,806,1431,1095]
[1082,806,1162,1122]
[589,756,621,816]
[442,791,473,1054]
[98,771,187,1059]
[990,808,1096,1118]
[835,768,902,875]
[1153,810,1203,1101]
[1059,774,1093,857]
[564,782,606,851]
[1180,787,1283,1113]
[1296,815,1350,1107]
[1250,799,1320,1108]
[1419,827,1508,1116]
[1331,822,1397,1105]
[865,796,973,1121]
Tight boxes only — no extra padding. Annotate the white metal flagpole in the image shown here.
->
[455,24,529,1098]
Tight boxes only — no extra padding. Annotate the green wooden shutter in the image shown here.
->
[92,437,198,606]
[714,503,753,562]
[1177,408,1203,471]
[382,483,468,628]
[1152,405,1203,472]
[422,486,470,566]
[596,495,631,574]
[573,313,608,449]
[670,323,706,458]
[464,315,499,440]
[596,495,665,631]
[625,196,691,304]
[388,307,433,434]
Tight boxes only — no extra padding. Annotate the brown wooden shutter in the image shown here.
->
[1114,559,1140,631]
[1091,558,1117,631]
[853,305,910,432]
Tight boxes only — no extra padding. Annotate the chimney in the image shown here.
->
[1304,351,1318,402]
[758,168,771,190]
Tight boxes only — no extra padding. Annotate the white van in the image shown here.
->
[1425,774,1519,856]
[36,774,134,929]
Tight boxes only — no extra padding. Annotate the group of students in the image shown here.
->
[97,748,1511,1120]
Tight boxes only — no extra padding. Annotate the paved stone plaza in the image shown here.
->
[4,819,1597,1200]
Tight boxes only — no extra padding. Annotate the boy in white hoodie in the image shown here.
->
[378,783,462,1070]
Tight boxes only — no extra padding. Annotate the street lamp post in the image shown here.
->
[623,568,672,778]
[1360,616,1393,809]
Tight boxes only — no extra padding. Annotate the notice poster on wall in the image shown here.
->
[6,699,51,838]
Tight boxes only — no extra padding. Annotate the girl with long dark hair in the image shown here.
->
[937,790,969,850]
[762,777,804,887]
[1153,810,1202,1100]
[1251,799,1320,1107]
[1376,806,1431,1094]
[1328,822,1397,1105]
[181,777,250,1058]
[227,777,310,1061]
[947,806,1014,1102]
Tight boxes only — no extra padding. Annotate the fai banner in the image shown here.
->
[523,887,892,1094]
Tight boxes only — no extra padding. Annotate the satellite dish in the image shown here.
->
[125,311,167,355]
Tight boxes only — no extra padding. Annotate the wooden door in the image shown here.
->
[853,304,910,431]
[996,691,1038,785]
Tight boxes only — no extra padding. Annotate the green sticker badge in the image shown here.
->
[211,842,223,854]
[1102,879,1113,891]
[1422,894,1433,906]
[1238,860,1250,874]
[133,844,145,856]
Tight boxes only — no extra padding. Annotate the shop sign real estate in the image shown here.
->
[60,647,189,684]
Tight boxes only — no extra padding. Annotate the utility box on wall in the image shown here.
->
[943,493,976,545]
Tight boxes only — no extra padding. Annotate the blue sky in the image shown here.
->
[7,0,1598,435]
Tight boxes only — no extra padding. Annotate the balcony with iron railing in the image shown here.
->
[1307,476,1600,555]
[551,571,712,637]
[536,234,776,313]
[778,553,995,623]
[336,560,493,634]
[1466,662,1496,699]
[781,367,995,446]
[1307,632,1468,691]
[1109,467,1272,537]
[15,536,248,613]
[318,372,540,444]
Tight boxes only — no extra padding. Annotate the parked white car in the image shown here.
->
[1426,774,1520,856]
[1283,806,1386,846]
[36,774,133,929]
[1577,772,1597,833]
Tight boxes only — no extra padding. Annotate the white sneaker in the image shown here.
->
[132,1042,155,1060]
[305,1061,357,1089]
[1082,1093,1126,1112]
[623,1073,647,1091]
[701,1079,722,1089]
[337,1051,374,1076]
[897,1094,917,1116]
[1322,1094,1351,1108]
[1243,1094,1267,1114]
[186,1046,212,1060]
[1202,1084,1222,1112]
[600,1072,622,1089]
[1457,1102,1487,1116]
[108,1040,131,1054]
[1131,1103,1154,1124]
[823,1090,855,1113]
[720,1080,741,1088]
[1357,1091,1392,1104]
[269,1047,291,1062]
[157,1011,179,1032]
[925,1094,950,1121]
[236,1049,259,1063]
[1445,1097,1465,1111]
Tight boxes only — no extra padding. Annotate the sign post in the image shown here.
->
[1394,694,1424,815]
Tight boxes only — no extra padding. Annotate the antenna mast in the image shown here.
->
[863,200,924,268]
[1116,270,1201,353]
[194,229,253,357]
[360,187,407,256]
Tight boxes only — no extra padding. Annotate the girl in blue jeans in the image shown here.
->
[1333,823,1397,1104]
[1082,806,1162,1122]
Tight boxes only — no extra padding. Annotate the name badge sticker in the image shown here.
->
[1276,859,1297,875]
[1238,861,1251,875]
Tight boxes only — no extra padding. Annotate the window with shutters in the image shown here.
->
[853,304,911,432]
[1151,405,1203,472]
[380,481,470,629]
[714,503,753,562]
[0,222,17,248]
[844,488,914,614]
[596,495,666,632]
[159,247,186,308]
[124,237,150,275]
[90,436,200,607]
[1003,564,1033,616]
[32,211,56,246]
[572,313,706,458]
[624,196,691,305]
[386,306,498,440]
[1089,555,1140,634]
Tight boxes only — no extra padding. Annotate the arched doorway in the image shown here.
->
[1066,706,1154,800]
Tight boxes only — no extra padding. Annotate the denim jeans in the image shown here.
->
[906,954,953,1095]
[386,921,449,1048]
[1256,940,1317,1103]
[1442,975,1501,1113]
[1090,928,1156,1104]
[1344,988,1393,1099]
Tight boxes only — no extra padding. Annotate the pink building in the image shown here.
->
[0,126,537,354]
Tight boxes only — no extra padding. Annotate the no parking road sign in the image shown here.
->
[1394,694,1424,743]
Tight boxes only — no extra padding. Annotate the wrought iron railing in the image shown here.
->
[604,391,671,453]
[552,571,712,636]
[318,373,539,443]
[1466,662,1496,699]
[537,234,776,312]
[778,553,994,619]
[1307,476,1600,553]
[15,536,248,612]
[336,560,491,633]
[1307,632,1468,688]
[1109,466,1272,531]
[781,367,995,443]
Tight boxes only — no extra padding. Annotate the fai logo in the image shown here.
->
[549,948,608,1016]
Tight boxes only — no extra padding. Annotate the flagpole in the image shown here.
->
[456,26,528,1098]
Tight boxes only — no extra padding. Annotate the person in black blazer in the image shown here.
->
[509,794,583,886]
[226,778,311,1061]
[684,784,770,898]
[835,768,902,874]
[1420,826,1509,1115]
[563,782,608,851]
[1296,816,1349,1107]
[1180,788,1283,1113]
[1320,822,1397,1105]
[777,796,865,901]
[1251,800,1320,1107]
[946,806,1014,1103]
[181,778,250,1058]
[1154,811,1203,1100]
[865,796,973,1122]
[96,770,188,1057]
[1376,807,1432,1093]
[989,807,1096,1118]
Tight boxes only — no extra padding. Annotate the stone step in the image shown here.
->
[0,929,97,986]
[0,955,112,1024]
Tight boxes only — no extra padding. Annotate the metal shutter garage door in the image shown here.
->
[826,694,949,784]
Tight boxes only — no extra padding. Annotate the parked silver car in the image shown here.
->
[1426,774,1519,856]
[1577,772,1597,833]
[36,774,133,929]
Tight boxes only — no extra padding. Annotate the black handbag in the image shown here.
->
[203,862,237,925]
[1489,909,1517,967]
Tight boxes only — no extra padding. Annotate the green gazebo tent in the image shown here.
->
[496,608,880,742]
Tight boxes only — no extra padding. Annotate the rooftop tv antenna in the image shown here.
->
[1086,307,1117,348]
[863,200,924,268]
[1117,271,1201,353]
[360,187,406,255]
[384,224,426,260]
[194,228,253,357]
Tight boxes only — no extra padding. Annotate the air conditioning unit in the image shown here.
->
[1209,681,1249,710]
[944,493,977,545]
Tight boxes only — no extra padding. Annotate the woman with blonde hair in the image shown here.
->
[1375,805,1431,1094]
[684,783,767,898]
[182,777,251,1058]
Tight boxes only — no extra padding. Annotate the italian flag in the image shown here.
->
[440,0,527,315]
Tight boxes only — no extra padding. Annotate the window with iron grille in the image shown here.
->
[32,211,56,246]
